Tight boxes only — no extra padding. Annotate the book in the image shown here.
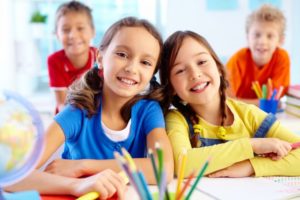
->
[288,85,300,98]
[286,95,300,107]
[192,177,300,200]
[285,103,300,118]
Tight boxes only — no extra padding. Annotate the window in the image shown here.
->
[12,0,164,94]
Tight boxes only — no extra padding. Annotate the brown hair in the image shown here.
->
[55,1,94,32]
[67,17,164,122]
[246,4,286,38]
[159,31,228,147]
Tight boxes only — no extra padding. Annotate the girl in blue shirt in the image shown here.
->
[7,17,174,198]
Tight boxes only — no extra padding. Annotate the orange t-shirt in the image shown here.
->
[226,47,290,99]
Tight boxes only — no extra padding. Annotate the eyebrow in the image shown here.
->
[115,45,157,61]
[173,52,208,67]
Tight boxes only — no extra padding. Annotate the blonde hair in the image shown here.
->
[246,4,286,38]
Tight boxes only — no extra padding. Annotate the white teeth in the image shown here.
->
[120,78,136,85]
[192,82,207,91]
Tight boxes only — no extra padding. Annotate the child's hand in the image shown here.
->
[71,169,126,200]
[250,138,292,160]
[207,160,254,178]
[45,159,85,178]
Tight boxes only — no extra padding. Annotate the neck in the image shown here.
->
[101,85,131,130]
[67,50,90,69]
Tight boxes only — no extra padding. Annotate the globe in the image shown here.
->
[0,90,44,190]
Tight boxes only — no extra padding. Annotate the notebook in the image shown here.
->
[192,177,300,200]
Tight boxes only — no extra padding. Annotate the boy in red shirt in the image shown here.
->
[226,4,290,105]
[48,1,96,113]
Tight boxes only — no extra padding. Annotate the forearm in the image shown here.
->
[184,138,254,177]
[82,158,165,184]
[250,148,300,177]
[81,159,122,175]
[4,170,76,195]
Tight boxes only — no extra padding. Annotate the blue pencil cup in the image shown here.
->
[259,99,279,114]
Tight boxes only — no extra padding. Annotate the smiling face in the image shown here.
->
[56,11,95,59]
[247,21,282,67]
[98,27,160,100]
[170,37,221,107]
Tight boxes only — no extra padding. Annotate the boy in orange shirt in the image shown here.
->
[226,4,290,105]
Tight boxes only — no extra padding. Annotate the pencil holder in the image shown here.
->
[259,99,279,114]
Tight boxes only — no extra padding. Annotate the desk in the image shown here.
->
[41,177,300,200]
[276,112,300,134]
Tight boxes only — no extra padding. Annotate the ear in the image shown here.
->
[279,36,285,46]
[96,50,103,69]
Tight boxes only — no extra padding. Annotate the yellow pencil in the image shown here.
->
[175,148,187,198]
[76,171,129,200]
[252,82,261,98]
[76,192,99,200]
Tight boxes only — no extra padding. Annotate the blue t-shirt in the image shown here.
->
[54,99,165,160]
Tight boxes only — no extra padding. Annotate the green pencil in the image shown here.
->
[185,158,210,200]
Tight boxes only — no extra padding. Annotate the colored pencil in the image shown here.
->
[291,142,300,149]
[275,86,284,100]
[176,170,196,200]
[148,148,159,184]
[175,149,187,197]
[76,192,99,200]
[267,78,273,99]
[185,158,210,200]
[262,84,267,99]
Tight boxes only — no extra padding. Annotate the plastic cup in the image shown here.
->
[259,99,279,114]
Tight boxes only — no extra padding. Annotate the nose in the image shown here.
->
[68,28,78,38]
[124,60,138,74]
[189,65,201,81]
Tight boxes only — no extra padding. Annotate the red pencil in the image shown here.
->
[291,142,300,149]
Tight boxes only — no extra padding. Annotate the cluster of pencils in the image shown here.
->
[252,78,284,100]
[175,149,210,200]
[114,148,152,200]
[115,143,211,200]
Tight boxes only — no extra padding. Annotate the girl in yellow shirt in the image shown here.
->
[160,30,300,178]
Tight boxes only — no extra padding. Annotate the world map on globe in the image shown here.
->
[0,91,43,187]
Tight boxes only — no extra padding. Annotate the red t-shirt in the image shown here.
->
[47,47,97,90]
[226,47,290,99]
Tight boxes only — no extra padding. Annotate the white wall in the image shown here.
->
[0,0,16,91]
[164,0,299,84]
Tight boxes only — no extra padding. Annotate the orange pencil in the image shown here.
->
[267,78,273,99]
[275,86,284,100]
[176,170,196,200]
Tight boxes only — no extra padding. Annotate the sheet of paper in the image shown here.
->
[193,177,300,200]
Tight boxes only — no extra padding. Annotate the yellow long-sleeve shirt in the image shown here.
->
[166,99,300,177]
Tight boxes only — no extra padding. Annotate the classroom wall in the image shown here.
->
[0,0,16,91]
[164,0,299,84]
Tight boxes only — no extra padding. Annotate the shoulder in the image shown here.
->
[227,98,267,125]
[134,99,161,110]
[48,49,65,61]
[227,48,250,66]
[165,109,187,125]
[227,98,260,113]
[275,48,290,58]
[48,49,65,66]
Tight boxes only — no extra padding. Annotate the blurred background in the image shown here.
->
[0,0,299,118]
